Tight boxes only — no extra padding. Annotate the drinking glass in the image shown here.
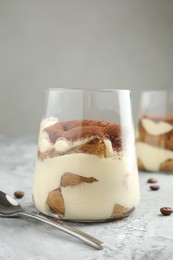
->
[33,88,140,222]
[136,90,173,172]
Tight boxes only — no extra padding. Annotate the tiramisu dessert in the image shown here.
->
[136,115,173,172]
[33,117,140,221]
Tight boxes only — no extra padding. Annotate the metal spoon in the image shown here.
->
[0,191,103,250]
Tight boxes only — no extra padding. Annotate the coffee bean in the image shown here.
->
[147,178,158,184]
[150,185,160,191]
[14,191,24,199]
[160,207,173,216]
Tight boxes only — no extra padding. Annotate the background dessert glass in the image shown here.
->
[136,90,173,173]
[33,88,140,222]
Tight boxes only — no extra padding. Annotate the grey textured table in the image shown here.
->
[0,136,173,260]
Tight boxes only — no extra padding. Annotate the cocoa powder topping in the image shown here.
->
[45,119,127,152]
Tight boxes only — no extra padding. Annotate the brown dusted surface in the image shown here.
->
[44,119,125,151]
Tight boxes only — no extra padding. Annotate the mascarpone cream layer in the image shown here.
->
[33,154,140,220]
[142,118,173,136]
[136,141,173,171]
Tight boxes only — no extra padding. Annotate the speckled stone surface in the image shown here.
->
[1,136,173,260]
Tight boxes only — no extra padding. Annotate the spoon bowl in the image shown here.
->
[0,191,103,250]
[0,191,22,216]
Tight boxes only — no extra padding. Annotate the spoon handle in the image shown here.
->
[20,212,103,250]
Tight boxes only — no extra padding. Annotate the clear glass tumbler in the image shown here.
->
[136,90,173,172]
[33,88,140,222]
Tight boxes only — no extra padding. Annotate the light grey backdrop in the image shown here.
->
[0,0,173,137]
